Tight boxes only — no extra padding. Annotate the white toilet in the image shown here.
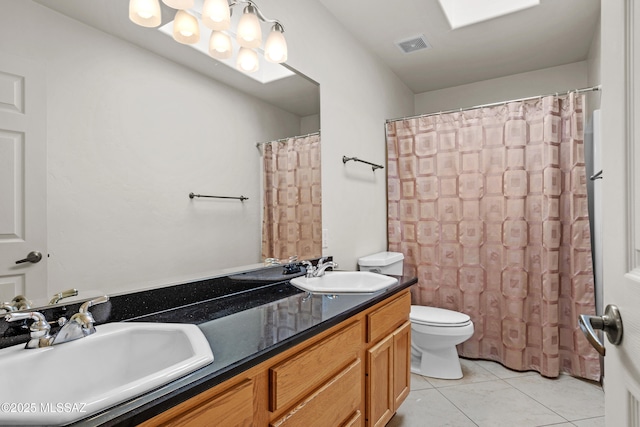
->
[410,305,474,379]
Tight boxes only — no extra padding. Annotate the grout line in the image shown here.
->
[432,386,480,427]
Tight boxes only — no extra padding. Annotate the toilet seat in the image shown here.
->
[410,306,471,327]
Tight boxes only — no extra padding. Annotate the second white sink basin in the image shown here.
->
[290,271,397,294]
[0,322,213,426]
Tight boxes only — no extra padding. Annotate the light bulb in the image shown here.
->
[173,10,200,44]
[236,5,262,48]
[202,0,231,31]
[264,23,287,63]
[162,0,194,9]
[129,0,161,28]
[208,31,232,59]
[236,47,259,73]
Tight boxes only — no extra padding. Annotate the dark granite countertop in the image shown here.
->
[0,265,416,427]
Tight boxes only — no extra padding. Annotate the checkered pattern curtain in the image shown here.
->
[386,94,601,381]
[261,134,322,261]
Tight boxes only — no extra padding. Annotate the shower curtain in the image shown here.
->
[386,94,601,381]
[261,133,322,261]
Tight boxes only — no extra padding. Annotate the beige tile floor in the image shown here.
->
[388,358,604,427]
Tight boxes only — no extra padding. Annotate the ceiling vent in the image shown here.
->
[395,34,432,54]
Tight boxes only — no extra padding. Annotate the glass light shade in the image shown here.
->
[173,10,200,44]
[264,25,287,63]
[236,6,262,48]
[129,0,162,28]
[208,31,232,59]
[202,0,231,30]
[162,0,194,9]
[236,47,259,73]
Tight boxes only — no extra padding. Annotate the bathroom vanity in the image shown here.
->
[140,288,411,427]
[0,265,415,426]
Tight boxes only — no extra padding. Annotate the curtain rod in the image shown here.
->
[386,85,602,124]
[255,131,320,147]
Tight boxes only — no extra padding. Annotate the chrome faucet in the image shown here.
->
[0,295,32,313]
[3,295,109,349]
[314,260,338,277]
[53,296,109,345]
[4,311,53,348]
[303,257,339,278]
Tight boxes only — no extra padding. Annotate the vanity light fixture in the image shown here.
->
[202,0,231,30]
[236,4,262,48]
[129,0,162,28]
[209,31,233,59]
[264,23,287,63]
[236,46,259,72]
[173,9,200,44]
[128,0,288,73]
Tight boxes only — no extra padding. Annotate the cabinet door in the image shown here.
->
[366,334,394,427]
[393,321,411,409]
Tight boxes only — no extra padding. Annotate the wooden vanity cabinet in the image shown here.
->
[365,292,411,427]
[141,289,410,427]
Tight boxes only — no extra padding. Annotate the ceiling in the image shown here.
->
[318,0,601,93]
[34,0,600,110]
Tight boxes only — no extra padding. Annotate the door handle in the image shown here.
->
[579,304,623,356]
[15,251,43,264]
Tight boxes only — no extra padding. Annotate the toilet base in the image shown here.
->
[411,346,463,380]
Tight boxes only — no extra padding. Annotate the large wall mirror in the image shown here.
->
[0,0,320,310]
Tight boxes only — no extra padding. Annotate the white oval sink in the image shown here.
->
[0,322,213,426]
[290,271,397,294]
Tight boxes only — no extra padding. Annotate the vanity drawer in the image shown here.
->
[269,320,361,412]
[367,290,410,343]
[141,378,255,427]
[270,359,362,427]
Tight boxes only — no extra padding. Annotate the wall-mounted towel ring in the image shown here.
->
[189,192,248,201]
[342,156,384,171]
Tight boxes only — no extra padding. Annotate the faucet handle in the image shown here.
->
[5,311,49,331]
[78,295,109,314]
[5,311,53,349]
[69,295,109,330]
[1,295,33,312]
[48,288,79,305]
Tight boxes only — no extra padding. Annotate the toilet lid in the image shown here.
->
[410,306,471,327]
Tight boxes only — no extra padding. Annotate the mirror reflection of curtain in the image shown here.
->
[386,94,600,381]
[261,134,321,260]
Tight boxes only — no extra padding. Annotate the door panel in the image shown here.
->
[0,52,47,305]
[601,0,640,425]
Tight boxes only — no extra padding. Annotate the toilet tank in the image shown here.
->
[358,251,404,275]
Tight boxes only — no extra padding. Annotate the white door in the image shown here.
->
[0,51,47,307]
[599,0,640,425]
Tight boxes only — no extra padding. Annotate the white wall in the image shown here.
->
[268,0,415,269]
[414,61,589,114]
[300,114,321,135]
[1,1,303,295]
[587,17,602,114]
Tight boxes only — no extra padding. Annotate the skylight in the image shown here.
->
[437,0,540,30]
